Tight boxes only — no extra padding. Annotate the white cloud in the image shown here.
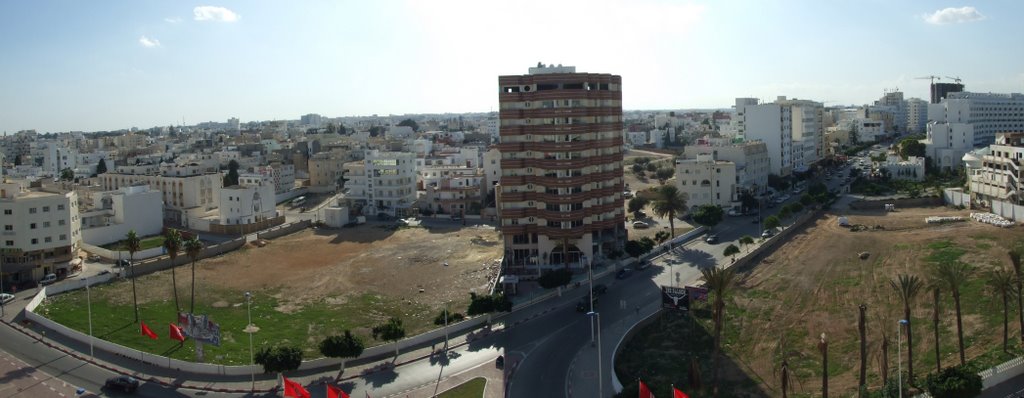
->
[164,17,182,23]
[923,6,985,25]
[138,36,161,48]
[193,6,240,22]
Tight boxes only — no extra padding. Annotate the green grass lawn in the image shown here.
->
[37,275,446,365]
[101,235,166,251]
[437,377,486,398]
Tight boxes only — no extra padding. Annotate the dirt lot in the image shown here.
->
[114,222,502,322]
[722,206,1024,394]
[623,149,689,240]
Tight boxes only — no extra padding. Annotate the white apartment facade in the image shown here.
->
[675,153,739,210]
[967,132,1024,206]
[881,156,925,181]
[0,181,82,284]
[343,150,417,217]
[80,185,163,246]
[98,170,220,225]
[683,139,770,195]
[736,97,792,176]
[923,122,975,171]
[929,92,1024,147]
[906,98,929,134]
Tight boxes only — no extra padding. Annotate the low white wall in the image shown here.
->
[81,243,165,261]
[981,356,1024,389]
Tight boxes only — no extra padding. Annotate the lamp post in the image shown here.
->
[83,276,94,358]
[443,301,450,352]
[897,319,908,398]
[583,254,595,345]
[588,311,603,397]
[244,291,257,391]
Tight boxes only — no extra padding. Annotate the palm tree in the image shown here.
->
[701,266,738,397]
[651,185,688,238]
[934,262,973,366]
[163,229,183,312]
[930,285,942,372]
[987,267,1016,352]
[184,237,205,314]
[858,304,867,395]
[124,230,141,323]
[1009,250,1024,346]
[890,274,923,383]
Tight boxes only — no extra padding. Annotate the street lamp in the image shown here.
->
[443,301,450,352]
[897,319,908,398]
[583,254,595,345]
[587,311,603,398]
[243,291,259,391]
[82,276,94,358]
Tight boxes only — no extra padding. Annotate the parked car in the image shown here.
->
[623,190,633,198]
[104,376,140,393]
[616,268,633,279]
[592,284,608,296]
[40,274,58,286]
[705,234,719,244]
[632,221,650,229]
[727,209,743,217]
[87,254,101,262]
[762,229,775,239]
[117,259,132,268]
[0,293,14,304]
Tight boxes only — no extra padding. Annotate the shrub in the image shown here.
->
[466,292,512,315]
[254,345,303,373]
[537,268,573,289]
[433,310,466,325]
[925,365,982,398]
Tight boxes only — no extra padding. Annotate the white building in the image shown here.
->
[967,132,1024,206]
[675,153,739,210]
[684,138,770,195]
[482,148,502,194]
[254,163,296,195]
[780,98,824,172]
[344,150,417,217]
[854,119,886,143]
[906,98,929,134]
[386,126,415,140]
[218,183,276,226]
[736,97,791,176]
[0,180,81,283]
[929,92,1024,147]
[923,122,975,171]
[419,166,484,215]
[80,185,163,246]
[625,131,647,147]
[98,171,220,226]
[881,156,925,181]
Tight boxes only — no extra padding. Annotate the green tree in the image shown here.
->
[778,207,792,219]
[651,185,688,238]
[764,216,781,230]
[701,266,738,397]
[987,267,1016,352]
[624,240,653,258]
[372,317,407,358]
[60,168,74,181]
[537,269,573,289]
[890,274,924,384]
[124,230,141,323]
[655,168,675,184]
[319,330,365,376]
[184,236,205,314]
[653,231,671,244]
[933,262,973,366]
[645,162,658,173]
[255,345,303,374]
[1009,250,1024,346]
[631,163,645,174]
[628,197,650,216]
[368,126,384,137]
[163,229,183,312]
[223,159,240,187]
[397,118,419,132]
[96,158,108,174]
[800,193,814,206]
[738,235,755,253]
[924,365,982,398]
[723,244,740,262]
[692,204,724,229]
[326,123,337,135]
[898,137,927,160]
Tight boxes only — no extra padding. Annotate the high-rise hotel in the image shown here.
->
[496,65,626,273]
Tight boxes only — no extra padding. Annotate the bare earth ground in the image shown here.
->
[623,149,689,240]
[112,223,502,326]
[725,205,1024,395]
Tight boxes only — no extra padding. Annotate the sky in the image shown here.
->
[1,0,1023,133]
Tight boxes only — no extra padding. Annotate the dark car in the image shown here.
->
[705,234,719,244]
[105,376,139,393]
[116,259,132,268]
[576,296,598,312]
[592,284,608,296]
[615,268,632,279]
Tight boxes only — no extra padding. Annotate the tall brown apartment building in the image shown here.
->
[497,65,626,273]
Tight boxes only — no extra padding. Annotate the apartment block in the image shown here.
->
[0,180,82,284]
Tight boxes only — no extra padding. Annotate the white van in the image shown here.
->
[40,274,58,285]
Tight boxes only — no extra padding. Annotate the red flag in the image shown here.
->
[673,386,689,398]
[169,324,186,342]
[639,380,655,398]
[326,384,350,398]
[140,321,158,340]
[282,376,310,398]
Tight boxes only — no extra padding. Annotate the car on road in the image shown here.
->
[762,229,775,238]
[87,254,101,262]
[727,209,743,217]
[104,376,140,393]
[705,234,719,244]
[632,221,649,229]
[576,296,598,312]
[117,259,132,268]
[616,268,632,279]
[0,293,14,304]
[623,190,633,198]
[40,274,58,286]
[592,284,608,296]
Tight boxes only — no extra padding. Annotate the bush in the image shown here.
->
[466,292,512,315]
[624,239,655,258]
[254,345,303,373]
[433,310,466,325]
[925,365,982,398]
[537,268,573,289]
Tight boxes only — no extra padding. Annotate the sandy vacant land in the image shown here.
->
[717,206,1024,394]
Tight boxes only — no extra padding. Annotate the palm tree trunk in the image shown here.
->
[190,258,196,314]
[821,338,828,398]
[1003,292,1010,352]
[712,298,723,397]
[170,259,180,312]
[130,254,139,323]
[880,336,889,386]
[669,213,676,238]
[858,304,867,395]
[1017,279,1023,346]
[954,292,966,366]
[933,288,941,372]
[904,304,915,384]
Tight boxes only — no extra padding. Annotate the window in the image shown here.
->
[29,207,37,214]
[42,206,50,212]
[30,223,36,229]
[58,219,65,226]
[3,210,10,215]
[43,221,50,228]
[4,240,12,246]
[31,238,38,244]
[3,225,10,231]
[44,237,52,243]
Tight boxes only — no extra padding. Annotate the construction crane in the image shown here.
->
[945,76,963,84]
[916,75,942,85]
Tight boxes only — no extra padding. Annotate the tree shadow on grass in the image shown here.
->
[613,309,769,398]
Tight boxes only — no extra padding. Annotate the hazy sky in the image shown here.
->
[2,1,1022,133]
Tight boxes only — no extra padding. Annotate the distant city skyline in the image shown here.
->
[2,1,1023,133]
